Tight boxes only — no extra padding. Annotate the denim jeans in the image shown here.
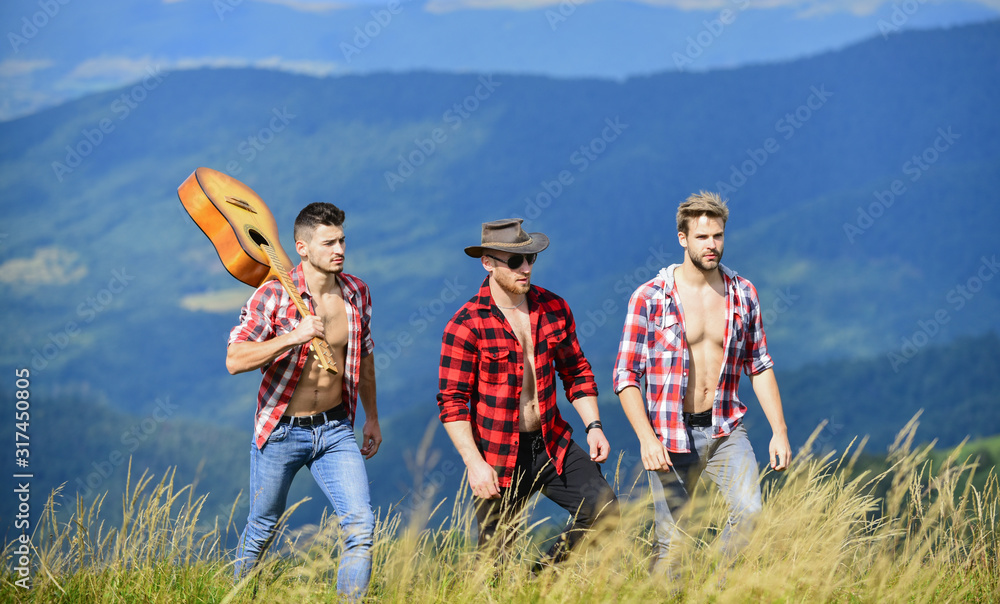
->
[233,417,375,598]
[647,422,762,573]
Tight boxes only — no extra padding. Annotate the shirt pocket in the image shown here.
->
[273,313,298,337]
[731,309,747,344]
[479,348,512,385]
[652,315,685,353]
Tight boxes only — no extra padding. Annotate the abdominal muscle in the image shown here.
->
[683,342,724,414]
[285,308,349,416]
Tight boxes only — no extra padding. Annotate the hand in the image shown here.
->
[360,417,382,459]
[290,315,324,346]
[468,458,501,500]
[587,428,610,463]
[640,435,673,472]
[769,433,791,471]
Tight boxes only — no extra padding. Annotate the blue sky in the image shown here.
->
[1,0,998,120]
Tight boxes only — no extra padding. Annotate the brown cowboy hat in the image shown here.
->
[464,218,550,258]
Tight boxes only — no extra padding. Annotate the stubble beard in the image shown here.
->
[688,247,722,273]
[306,251,344,276]
[494,269,530,296]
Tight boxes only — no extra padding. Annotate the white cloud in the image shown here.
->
[170,55,344,76]
[0,247,87,287]
[180,288,252,313]
[424,0,1000,16]
[65,55,343,83]
[65,55,164,84]
[163,0,349,12]
[0,59,55,77]
[254,0,351,11]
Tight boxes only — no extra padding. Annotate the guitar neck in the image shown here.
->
[260,245,309,314]
[259,244,339,375]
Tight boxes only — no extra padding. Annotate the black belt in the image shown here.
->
[279,404,348,428]
[684,410,713,428]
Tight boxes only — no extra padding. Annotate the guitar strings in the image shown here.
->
[230,186,337,372]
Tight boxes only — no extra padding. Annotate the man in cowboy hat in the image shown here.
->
[437,218,617,570]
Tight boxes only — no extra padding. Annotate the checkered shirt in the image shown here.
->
[437,277,598,487]
[228,265,374,448]
[613,263,773,452]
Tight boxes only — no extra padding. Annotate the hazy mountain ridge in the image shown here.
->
[1,22,998,429]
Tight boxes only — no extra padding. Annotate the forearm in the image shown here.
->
[358,354,378,420]
[226,334,300,374]
[570,395,602,426]
[617,385,660,444]
[442,420,487,468]
[750,368,787,436]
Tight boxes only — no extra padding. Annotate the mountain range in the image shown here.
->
[1,20,999,537]
[2,0,998,119]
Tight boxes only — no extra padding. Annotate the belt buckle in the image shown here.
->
[298,413,319,428]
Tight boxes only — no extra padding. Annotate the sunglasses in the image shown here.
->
[484,253,537,270]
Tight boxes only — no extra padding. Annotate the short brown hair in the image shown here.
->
[294,202,345,242]
[676,191,729,234]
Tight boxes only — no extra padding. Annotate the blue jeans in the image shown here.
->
[234,417,375,598]
[647,423,762,573]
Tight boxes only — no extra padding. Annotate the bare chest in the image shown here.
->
[504,308,534,356]
[675,284,727,347]
[310,291,349,350]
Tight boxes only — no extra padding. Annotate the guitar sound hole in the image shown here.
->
[247,229,269,247]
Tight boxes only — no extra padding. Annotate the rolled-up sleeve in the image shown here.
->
[358,283,375,357]
[228,285,274,346]
[437,318,477,423]
[613,287,649,394]
[743,283,774,376]
[551,304,598,402]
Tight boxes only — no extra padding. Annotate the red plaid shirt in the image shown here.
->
[228,265,374,449]
[437,277,599,487]
[613,264,773,453]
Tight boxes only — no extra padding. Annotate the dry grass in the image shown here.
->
[3,419,998,603]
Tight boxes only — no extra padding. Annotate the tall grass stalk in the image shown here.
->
[3,421,998,602]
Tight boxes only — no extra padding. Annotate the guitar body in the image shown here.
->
[178,167,338,374]
[177,167,294,288]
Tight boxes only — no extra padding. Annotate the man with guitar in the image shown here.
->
[226,202,380,597]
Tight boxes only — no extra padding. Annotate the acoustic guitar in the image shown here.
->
[177,167,338,374]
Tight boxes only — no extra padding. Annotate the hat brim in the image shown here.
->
[464,233,550,258]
